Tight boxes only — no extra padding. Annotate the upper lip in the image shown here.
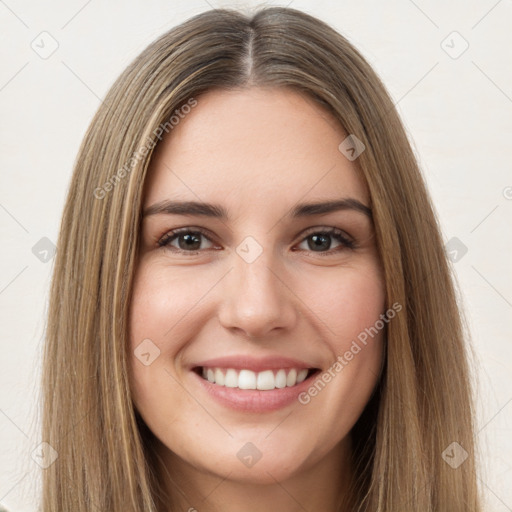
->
[191,355,320,373]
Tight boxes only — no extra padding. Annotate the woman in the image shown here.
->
[40,6,482,511]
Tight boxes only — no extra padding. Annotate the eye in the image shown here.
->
[158,227,217,253]
[294,227,356,255]
[157,226,356,255]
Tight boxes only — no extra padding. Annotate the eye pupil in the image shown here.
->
[179,233,201,250]
[309,234,331,251]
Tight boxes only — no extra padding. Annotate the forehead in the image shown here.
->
[143,87,369,216]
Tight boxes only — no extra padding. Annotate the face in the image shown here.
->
[128,87,385,489]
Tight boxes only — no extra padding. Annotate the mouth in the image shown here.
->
[189,355,323,412]
[192,366,321,391]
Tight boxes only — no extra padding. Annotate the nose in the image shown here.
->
[217,246,298,339]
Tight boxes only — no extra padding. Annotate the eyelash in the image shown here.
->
[157,226,356,256]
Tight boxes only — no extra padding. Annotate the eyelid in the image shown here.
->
[298,225,353,241]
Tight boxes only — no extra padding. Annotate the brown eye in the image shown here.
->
[157,226,355,256]
[295,228,355,254]
[158,228,216,253]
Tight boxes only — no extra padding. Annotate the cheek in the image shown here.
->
[128,260,214,363]
[127,261,223,419]
[129,265,194,343]
[301,262,386,344]
[127,264,183,413]
[295,263,386,426]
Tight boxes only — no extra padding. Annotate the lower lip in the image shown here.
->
[191,369,319,413]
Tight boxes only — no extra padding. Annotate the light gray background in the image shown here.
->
[1,1,511,510]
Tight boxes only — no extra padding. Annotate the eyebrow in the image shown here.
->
[142,198,372,220]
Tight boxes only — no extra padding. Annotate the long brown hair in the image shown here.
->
[40,6,482,511]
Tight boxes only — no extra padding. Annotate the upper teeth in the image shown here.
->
[201,367,309,390]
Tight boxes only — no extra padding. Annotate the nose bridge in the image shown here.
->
[236,244,279,294]
[232,238,283,308]
[218,235,296,337]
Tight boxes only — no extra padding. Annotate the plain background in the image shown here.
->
[0,0,511,510]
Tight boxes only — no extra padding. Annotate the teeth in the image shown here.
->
[297,368,308,383]
[258,370,276,390]
[199,367,310,390]
[275,369,287,388]
[225,369,238,388]
[286,368,297,387]
[214,368,225,386]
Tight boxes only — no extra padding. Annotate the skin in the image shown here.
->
[128,87,386,512]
